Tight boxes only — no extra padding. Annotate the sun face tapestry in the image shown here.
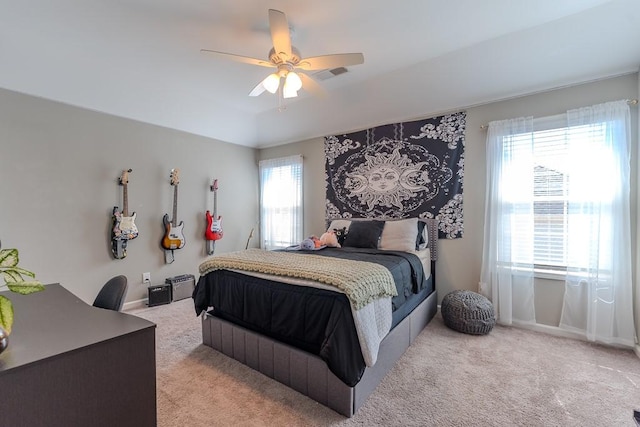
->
[325,111,466,239]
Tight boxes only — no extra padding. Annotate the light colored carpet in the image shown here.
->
[129,299,640,427]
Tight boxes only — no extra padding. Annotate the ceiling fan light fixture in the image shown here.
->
[263,73,281,94]
[285,71,303,92]
[202,10,364,102]
[282,85,298,99]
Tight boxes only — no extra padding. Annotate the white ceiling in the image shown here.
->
[1,0,639,148]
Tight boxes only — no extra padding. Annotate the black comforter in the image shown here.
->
[192,247,427,386]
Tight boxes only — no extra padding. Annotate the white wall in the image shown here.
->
[1,88,259,306]
[259,73,639,329]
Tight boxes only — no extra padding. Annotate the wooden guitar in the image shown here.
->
[111,169,138,259]
[161,169,186,250]
[205,179,223,255]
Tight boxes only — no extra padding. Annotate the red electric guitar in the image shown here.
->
[205,179,223,255]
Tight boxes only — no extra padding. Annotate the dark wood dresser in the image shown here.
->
[0,283,156,427]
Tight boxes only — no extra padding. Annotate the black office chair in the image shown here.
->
[93,275,128,311]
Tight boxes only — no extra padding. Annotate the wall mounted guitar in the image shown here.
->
[161,168,185,264]
[111,169,138,259]
[205,178,223,255]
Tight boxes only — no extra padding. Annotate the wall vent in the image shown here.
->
[313,67,349,81]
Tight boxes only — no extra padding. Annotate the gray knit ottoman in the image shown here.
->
[441,290,495,335]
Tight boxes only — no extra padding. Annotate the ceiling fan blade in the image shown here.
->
[297,53,364,71]
[248,80,267,97]
[249,73,282,97]
[268,9,292,59]
[200,49,275,68]
[299,72,327,98]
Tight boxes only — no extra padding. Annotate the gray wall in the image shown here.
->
[636,71,640,347]
[1,88,259,305]
[259,73,640,333]
[2,73,638,339]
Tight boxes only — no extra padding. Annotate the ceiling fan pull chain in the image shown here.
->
[278,84,286,112]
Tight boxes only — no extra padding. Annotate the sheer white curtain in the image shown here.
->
[559,100,636,346]
[479,117,536,325]
[259,155,303,250]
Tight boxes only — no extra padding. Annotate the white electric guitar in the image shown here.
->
[113,169,138,240]
[111,169,138,259]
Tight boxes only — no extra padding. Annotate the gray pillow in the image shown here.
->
[342,220,385,249]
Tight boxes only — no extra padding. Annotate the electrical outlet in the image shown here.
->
[142,272,151,284]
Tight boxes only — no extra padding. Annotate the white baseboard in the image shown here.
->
[439,304,639,352]
[511,320,636,349]
[513,321,588,340]
[123,298,148,311]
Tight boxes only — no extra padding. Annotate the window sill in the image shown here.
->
[533,269,566,281]
[510,264,566,281]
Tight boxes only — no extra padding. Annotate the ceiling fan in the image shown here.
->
[201,9,364,99]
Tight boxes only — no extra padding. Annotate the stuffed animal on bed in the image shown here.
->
[287,236,325,251]
[333,227,348,246]
[299,235,326,250]
[320,231,340,248]
[300,238,316,250]
[309,235,323,248]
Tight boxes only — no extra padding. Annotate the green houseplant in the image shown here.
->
[0,247,44,337]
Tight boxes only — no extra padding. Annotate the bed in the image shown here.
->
[193,218,438,417]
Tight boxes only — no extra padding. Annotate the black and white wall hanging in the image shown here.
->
[325,111,466,239]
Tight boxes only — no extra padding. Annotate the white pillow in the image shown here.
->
[379,218,419,252]
[417,220,429,250]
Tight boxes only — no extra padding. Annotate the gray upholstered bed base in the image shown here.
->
[201,290,438,417]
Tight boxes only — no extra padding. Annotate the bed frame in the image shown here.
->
[201,288,436,417]
[200,219,439,417]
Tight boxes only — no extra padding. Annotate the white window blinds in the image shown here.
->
[509,116,611,271]
[259,155,303,250]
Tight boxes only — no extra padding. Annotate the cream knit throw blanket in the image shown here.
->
[199,249,397,310]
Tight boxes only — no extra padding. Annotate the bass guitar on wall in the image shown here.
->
[111,169,138,259]
[205,178,223,255]
[161,169,185,262]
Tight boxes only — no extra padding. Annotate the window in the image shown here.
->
[259,155,303,249]
[505,115,616,275]
[480,100,634,343]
